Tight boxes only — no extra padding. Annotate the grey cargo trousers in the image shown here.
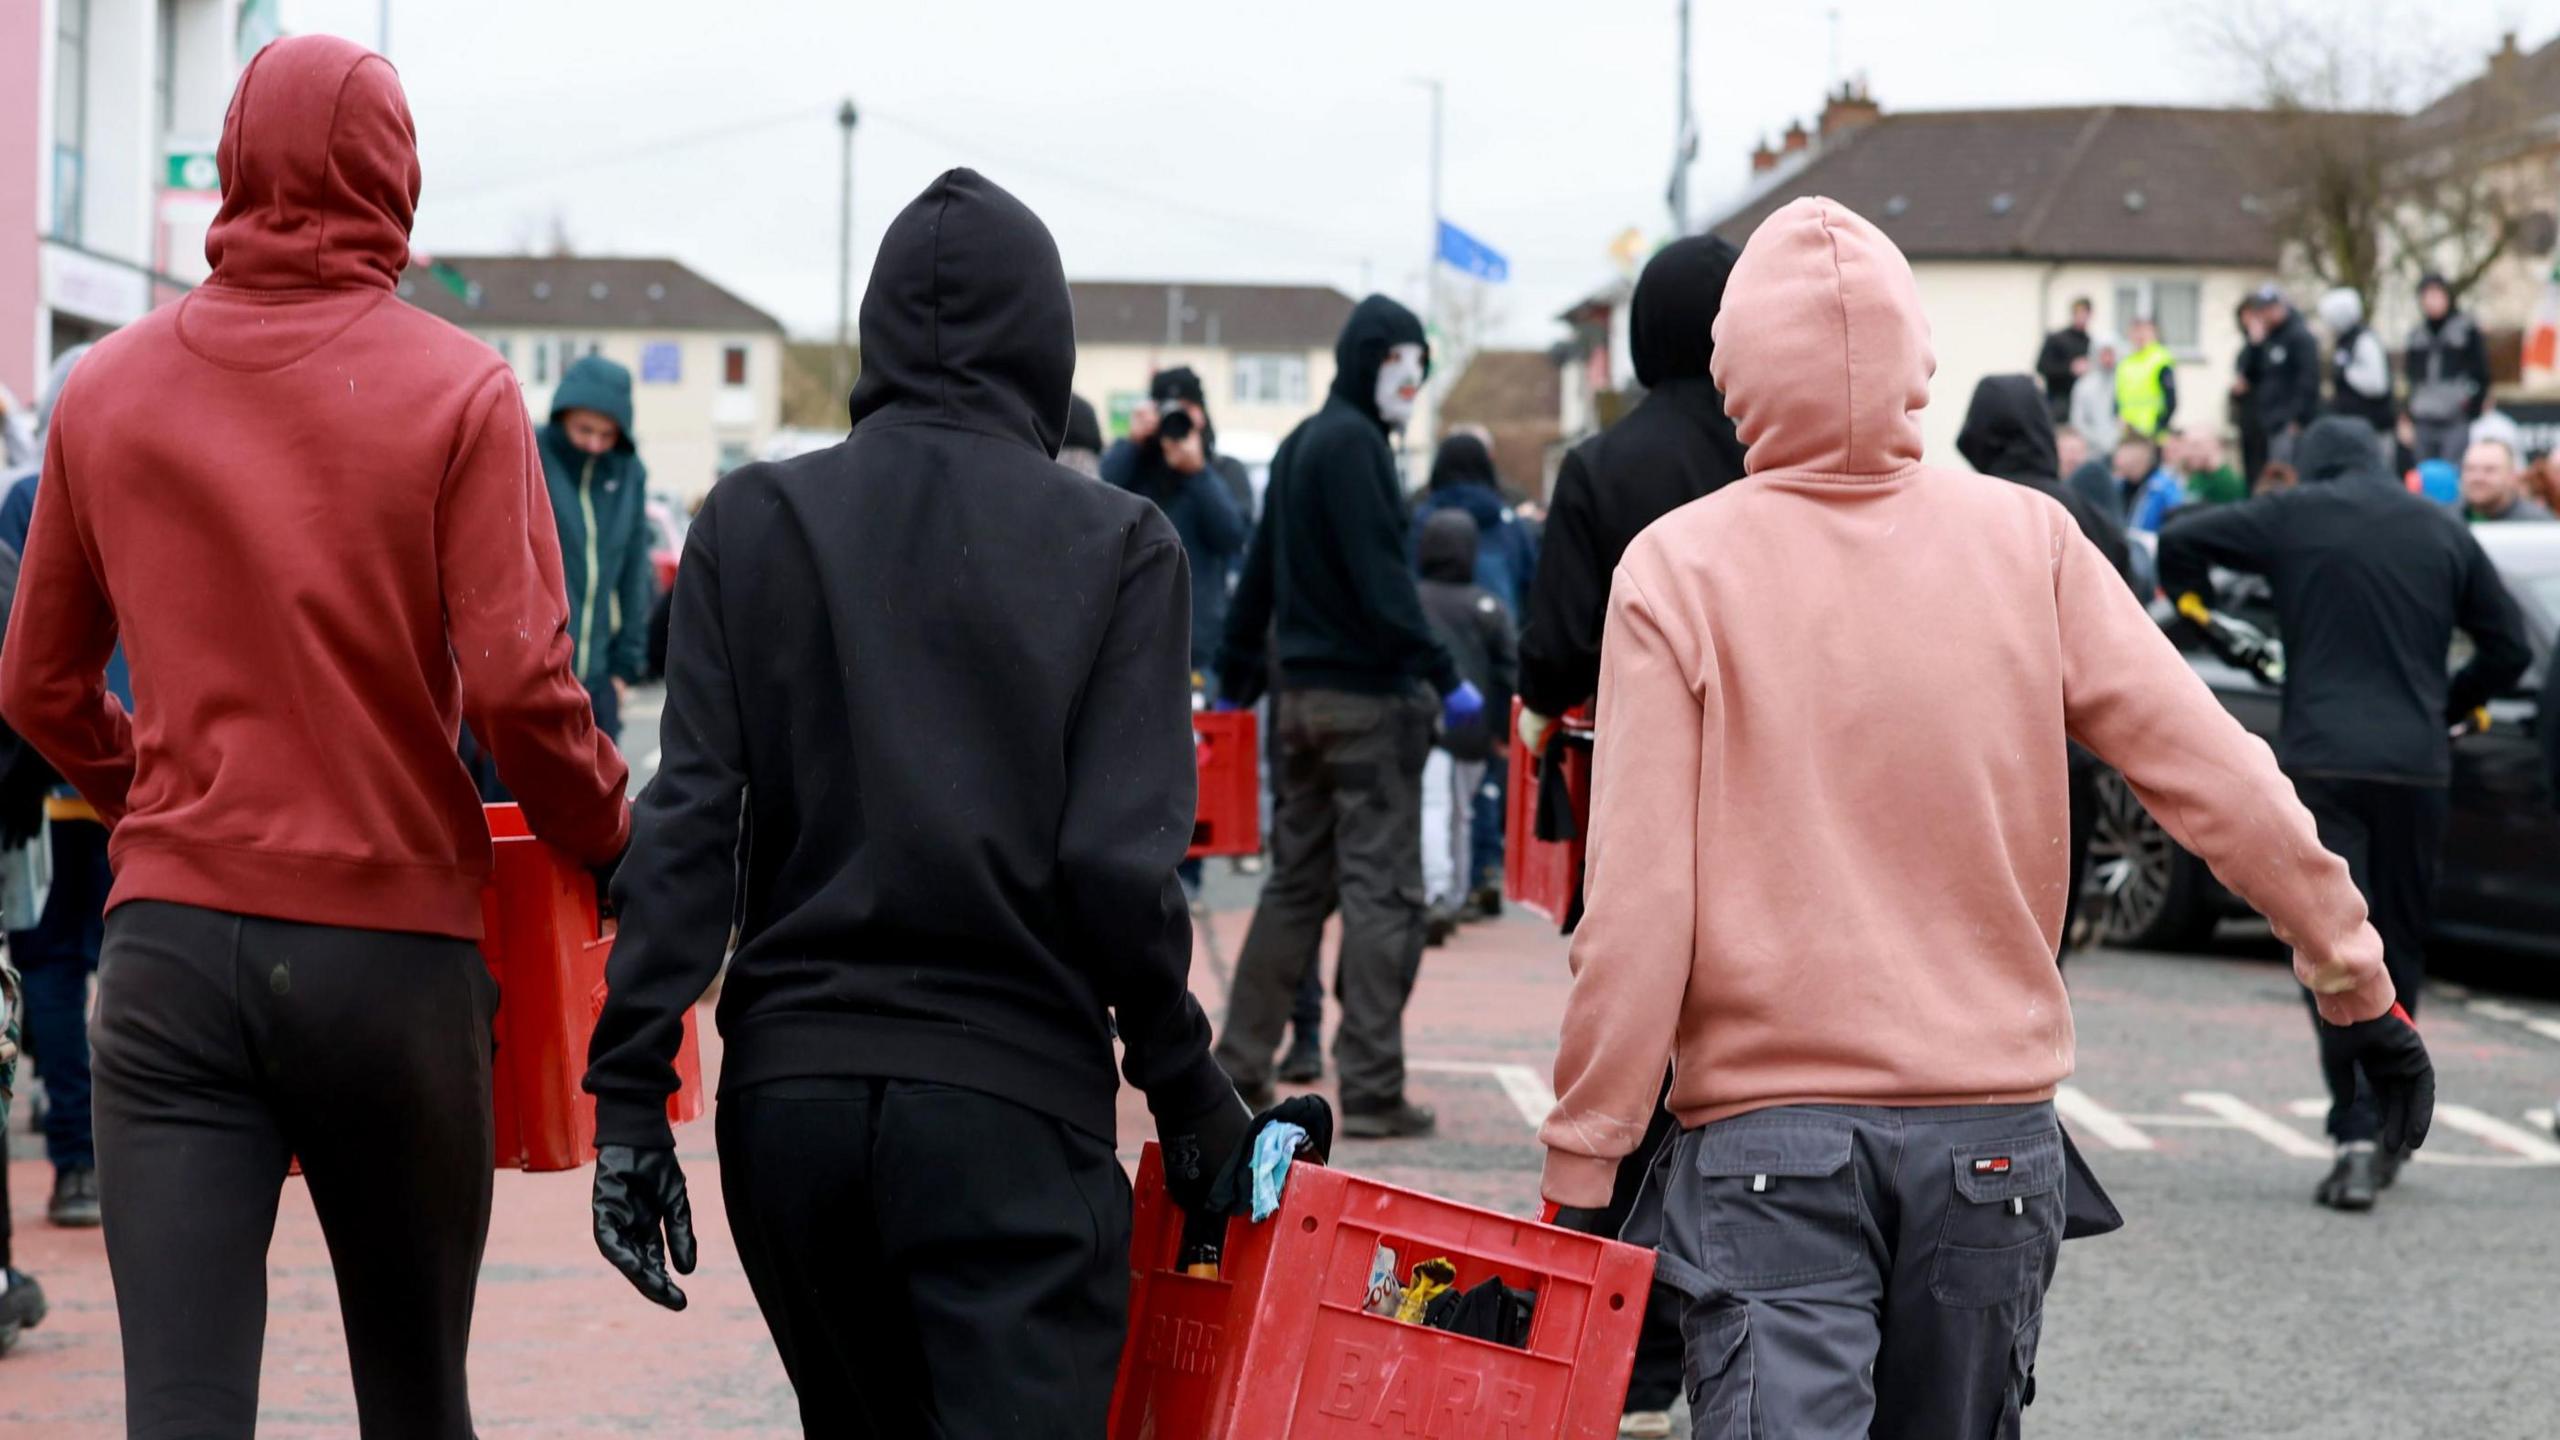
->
[1631,1102,2071,1440]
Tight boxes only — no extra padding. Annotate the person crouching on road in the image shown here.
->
[539,355,654,743]
[1539,198,2432,1438]
[0,37,631,1436]
[582,169,1256,1435]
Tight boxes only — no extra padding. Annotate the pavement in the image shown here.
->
[5,689,2557,1435]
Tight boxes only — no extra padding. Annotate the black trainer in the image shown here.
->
[2314,1145,2381,1212]
[1277,1033,1325,1085]
[0,1268,48,1356]
[48,1166,101,1228]
[1341,1101,1437,1140]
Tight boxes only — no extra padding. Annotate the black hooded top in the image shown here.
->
[1519,235,1751,716]
[2159,416,2532,784]
[586,169,1230,1148]
[1957,375,2137,597]
[1218,294,1457,701]
[1416,509,1516,762]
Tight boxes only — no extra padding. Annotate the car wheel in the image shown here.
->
[2084,769,2217,952]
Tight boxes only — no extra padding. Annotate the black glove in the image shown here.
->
[1159,1090,1255,1215]
[592,1143,696,1311]
[1203,1095,1335,1217]
[2337,1004,2435,1155]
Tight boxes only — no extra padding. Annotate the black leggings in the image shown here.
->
[90,901,497,1439]
[2291,777,2449,1143]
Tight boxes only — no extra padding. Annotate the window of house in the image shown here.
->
[532,337,551,385]
[53,0,90,243]
[723,345,749,387]
[494,336,514,366]
[2112,279,2203,354]
[1232,353,1308,406]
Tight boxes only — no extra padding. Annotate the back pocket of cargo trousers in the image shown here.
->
[1691,1119,1863,1289]
[1931,1133,2063,1309]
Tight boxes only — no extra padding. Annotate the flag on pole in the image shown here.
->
[1435,220,1510,284]
[411,253,479,306]
[2526,257,2560,382]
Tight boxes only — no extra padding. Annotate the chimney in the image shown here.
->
[1820,76,1882,141]
[1750,135,1779,175]
[1781,119,1810,154]
[2491,31,2523,83]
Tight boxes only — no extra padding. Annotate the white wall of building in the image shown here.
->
[479,327,784,503]
[1073,342,1337,457]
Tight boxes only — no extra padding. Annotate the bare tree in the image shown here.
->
[2198,1,2526,307]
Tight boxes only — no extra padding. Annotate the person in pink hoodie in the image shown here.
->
[1538,198,2433,1437]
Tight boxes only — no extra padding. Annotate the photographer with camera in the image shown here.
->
[1105,368,1249,683]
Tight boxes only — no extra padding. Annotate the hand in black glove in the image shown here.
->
[592,1143,696,1310]
[2338,1004,2435,1155]
[1546,1204,1617,1237]
[592,842,628,922]
[1158,1090,1255,1215]
[1203,1095,1335,1217]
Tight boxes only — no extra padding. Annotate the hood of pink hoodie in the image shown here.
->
[1712,197,1933,478]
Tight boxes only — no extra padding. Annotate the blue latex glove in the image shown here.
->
[1442,680,1485,732]
[1250,1120,1310,1222]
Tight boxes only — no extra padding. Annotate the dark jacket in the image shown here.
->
[1412,433,1538,616]
[0,35,626,941]
[1217,296,1455,703]
[540,356,655,686]
[1957,376,2139,597]
[1103,440,1247,675]
[2254,306,2324,435]
[2405,309,2492,424]
[584,169,1228,1149]
[1416,509,1515,762]
[2159,416,2533,785]
[2035,325,2090,418]
[1518,235,1750,716]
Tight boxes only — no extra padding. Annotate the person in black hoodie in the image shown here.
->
[1415,508,1516,937]
[1213,294,1478,1138]
[2405,272,2493,467]
[1105,366,1249,681]
[1957,374,2142,953]
[2160,416,2531,1211]
[2247,286,2324,466]
[581,169,1251,1432]
[1514,233,1750,1433]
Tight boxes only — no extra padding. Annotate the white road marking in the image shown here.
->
[2180,1092,2332,1159]
[2464,998,2560,1045]
[2056,1085,2156,1151]
[2433,1104,2560,1163]
[2527,1108,2556,1134]
[1407,1059,1556,1130]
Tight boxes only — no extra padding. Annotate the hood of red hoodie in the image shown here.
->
[205,35,418,292]
[1711,197,1932,480]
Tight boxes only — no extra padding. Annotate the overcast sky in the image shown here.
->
[273,0,2560,349]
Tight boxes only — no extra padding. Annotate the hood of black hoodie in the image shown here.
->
[1418,508,1479,582]
[1956,374,2061,486]
[1326,294,1429,426]
[847,168,1073,456]
[1631,234,1740,388]
[2298,414,2390,485]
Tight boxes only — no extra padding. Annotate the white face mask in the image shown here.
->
[1374,343,1426,427]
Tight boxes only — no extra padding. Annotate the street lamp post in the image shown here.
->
[835,99,860,407]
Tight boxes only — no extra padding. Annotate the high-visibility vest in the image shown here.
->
[2116,343,2174,437]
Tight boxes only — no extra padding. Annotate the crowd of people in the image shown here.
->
[0,32,2546,1440]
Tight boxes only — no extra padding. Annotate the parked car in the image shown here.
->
[2084,525,2559,956]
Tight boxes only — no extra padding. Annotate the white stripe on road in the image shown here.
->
[2282,1098,2560,1167]
[2433,1104,2560,1163]
[2528,1108,2556,1135]
[2057,1084,2157,1151]
[1407,1060,1556,1130]
[2180,1091,2332,1158]
[2464,998,2560,1045]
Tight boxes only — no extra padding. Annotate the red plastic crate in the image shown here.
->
[480,804,703,1171]
[1502,701,1594,925]
[1189,709,1261,859]
[1111,1144,1654,1439]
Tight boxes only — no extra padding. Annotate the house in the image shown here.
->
[396,255,786,502]
[1699,86,2320,463]
[3,0,244,406]
[1438,349,1566,503]
[1069,282,1356,457]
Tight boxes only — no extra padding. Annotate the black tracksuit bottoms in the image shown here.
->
[718,1076,1132,1438]
[2291,776,2450,1143]
[89,900,497,1439]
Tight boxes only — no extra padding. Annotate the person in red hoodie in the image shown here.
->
[0,36,628,1436]
[1539,198,2433,1437]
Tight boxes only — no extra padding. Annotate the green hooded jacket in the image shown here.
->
[539,355,654,685]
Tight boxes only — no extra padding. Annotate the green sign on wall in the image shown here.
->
[165,153,220,191]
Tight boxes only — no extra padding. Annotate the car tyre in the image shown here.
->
[2084,769,2218,952]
